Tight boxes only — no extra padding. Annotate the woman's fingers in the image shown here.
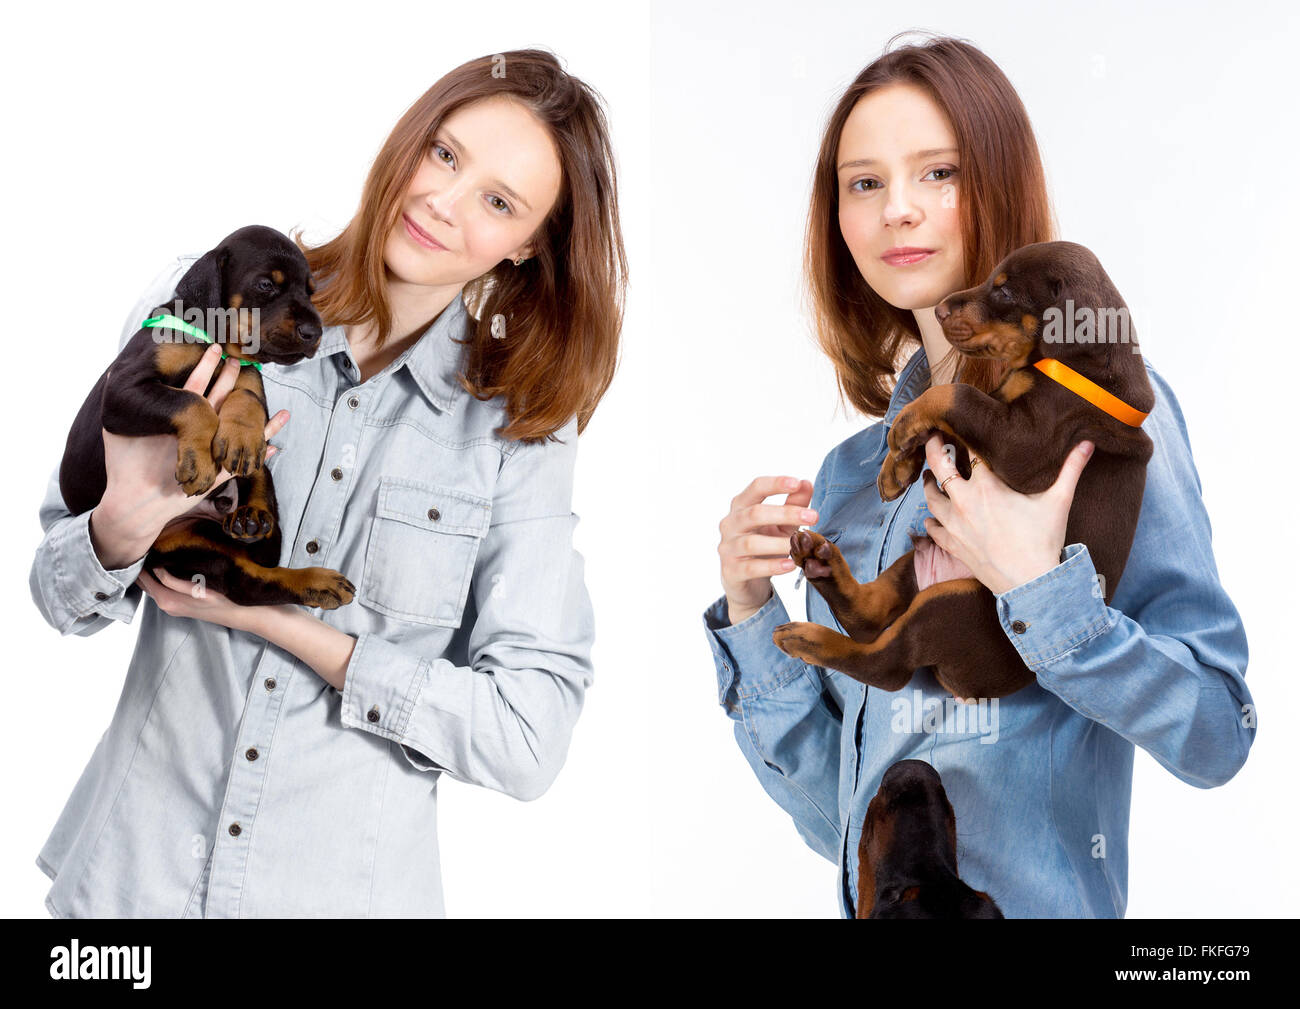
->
[726,481,815,529]
[719,532,801,559]
[183,343,225,395]
[263,409,289,441]
[718,476,818,574]
[748,502,819,538]
[262,410,288,462]
[730,475,811,513]
[205,356,242,412]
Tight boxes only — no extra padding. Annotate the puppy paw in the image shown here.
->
[773,620,838,665]
[789,528,841,582]
[222,504,274,542]
[888,401,921,451]
[877,449,922,501]
[212,421,266,477]
[176,444,220,496]
[299,569,356,610]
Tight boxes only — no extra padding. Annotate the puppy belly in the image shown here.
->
[912,534,974,590]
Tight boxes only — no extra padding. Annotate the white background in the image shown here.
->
[2,0,1295,918]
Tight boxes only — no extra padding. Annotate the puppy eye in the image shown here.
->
[257,278,277,294]
[991,285,1012,303]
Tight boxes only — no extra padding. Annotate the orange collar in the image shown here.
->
[1032,357,1149,427]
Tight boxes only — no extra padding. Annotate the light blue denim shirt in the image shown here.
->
[702,345,1254,918]
[31,252,595,917]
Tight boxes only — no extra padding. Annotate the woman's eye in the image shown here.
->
[849,167,955,193]
[487,195,512,215]
[432,144,454,166]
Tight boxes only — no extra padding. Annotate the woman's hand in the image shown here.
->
[920,433,1094,595]
[136,566,297,636]
[136,566,251,632]
[718,475,819,624]
[91,344,289,566]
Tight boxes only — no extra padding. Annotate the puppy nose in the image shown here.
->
[935,301,950,322]
[296,322,321,343]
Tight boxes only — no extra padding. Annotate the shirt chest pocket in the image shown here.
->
[358,476,492,628]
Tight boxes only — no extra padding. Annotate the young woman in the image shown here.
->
[704,35,1253,918]
[32,49,626,917]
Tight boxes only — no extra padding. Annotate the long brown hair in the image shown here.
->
[292,48,626,443]
[805,31,1059,418]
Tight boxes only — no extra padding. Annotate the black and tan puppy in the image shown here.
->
[857,760,1003,918]
[60,224,355,610]
[773,241,1154,699]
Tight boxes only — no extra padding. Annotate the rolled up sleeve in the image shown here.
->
[992,365,1254,788]
[29,463,150,636]
[340,418,594,802]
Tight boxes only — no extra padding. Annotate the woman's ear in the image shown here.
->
[176,246,230,309]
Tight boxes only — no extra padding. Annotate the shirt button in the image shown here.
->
[427,507,440,521]
[93,591,109,601]
[228,823,242,837]
[1011,619,1027,634]
[245,747,259,761]
[367,705,381,723]
[264,677,276,691]
[347,395,360,409]
[330,467,343,481]
[306,539,320,554]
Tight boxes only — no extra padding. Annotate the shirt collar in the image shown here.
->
[883,343,932,429]
[315,294,471,414]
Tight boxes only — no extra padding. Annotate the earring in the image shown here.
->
[513,256,526,266]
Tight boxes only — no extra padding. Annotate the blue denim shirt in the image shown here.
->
[702,345,1254,918]
[31,253,595,917]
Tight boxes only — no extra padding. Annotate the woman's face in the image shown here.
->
[385,95,563,290]
[836,84,966,311]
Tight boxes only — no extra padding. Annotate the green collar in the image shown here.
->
[141,313,263,372]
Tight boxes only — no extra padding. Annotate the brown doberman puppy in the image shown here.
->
[857,759,1003,918]
[773,241,1154,699]
[59,224,355,610]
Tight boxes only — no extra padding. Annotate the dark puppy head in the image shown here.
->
[171,224,322,366]
[857,759,1004,919]
[934,240,1130,371]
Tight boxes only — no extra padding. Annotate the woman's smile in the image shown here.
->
[402,213,448,251]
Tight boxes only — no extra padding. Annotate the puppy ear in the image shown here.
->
[175,246,229,309]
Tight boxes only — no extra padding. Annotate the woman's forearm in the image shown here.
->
[247,604,358,691]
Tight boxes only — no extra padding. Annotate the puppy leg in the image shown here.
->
[211,367,269,477]
[788,531,917,642]
[149,526,354,610]
[776,577,1025,696]
[103,377,221,496]
[887,383,1059,495]
[221,467,276,543]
